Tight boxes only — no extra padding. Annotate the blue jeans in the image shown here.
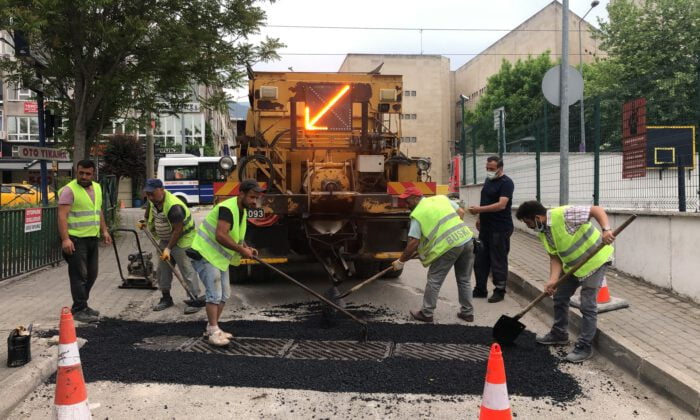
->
[191,258,230,304]
[551,264,608,348]
[421,240,475,317]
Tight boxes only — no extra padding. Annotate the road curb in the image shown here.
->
[0,337,86,419]
[508,268,700,416]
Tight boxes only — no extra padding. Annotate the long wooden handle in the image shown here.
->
[514,214,637,320]
[141,228,198,301]
[337,266,394,299]
[252,256,367,326]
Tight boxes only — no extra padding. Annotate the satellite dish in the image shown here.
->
[542,65,584,107]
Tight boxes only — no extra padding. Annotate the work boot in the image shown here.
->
[153,296,174,311]
[409,309,434,323]
[72,309,98,323]
[488,290,505,303]
[472,288,488,298]
[85,307,100,317]
[184,305,202,314]
[457,312,474,322]
[565,343,593,363]
[536,331,569,345]
[183,295,206,306]
[208,330,230,347]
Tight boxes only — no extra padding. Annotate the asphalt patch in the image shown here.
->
[74,318,581,401]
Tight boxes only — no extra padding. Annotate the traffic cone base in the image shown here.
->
[570,275,630,313]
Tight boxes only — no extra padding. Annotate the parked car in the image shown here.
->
[0,183,56,207]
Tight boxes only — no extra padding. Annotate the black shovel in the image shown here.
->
[493,214,636,346]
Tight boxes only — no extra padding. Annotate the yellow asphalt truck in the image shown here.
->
[215,71,438,283]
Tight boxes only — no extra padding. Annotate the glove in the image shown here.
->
[391,259,405,271]
[160,247,171,261]
[136,219,146,230]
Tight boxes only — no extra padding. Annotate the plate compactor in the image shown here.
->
[111,228,157,289]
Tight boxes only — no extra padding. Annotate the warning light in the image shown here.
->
[304,84,350,131]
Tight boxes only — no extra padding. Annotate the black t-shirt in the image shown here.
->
[218,206,245,231]
[479,174,515,232]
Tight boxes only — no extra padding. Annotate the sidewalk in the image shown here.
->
[499,219,700,416]
[0,208,162,417]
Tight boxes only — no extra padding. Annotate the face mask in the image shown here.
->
[485,171,497,180]
[532,219,545,233]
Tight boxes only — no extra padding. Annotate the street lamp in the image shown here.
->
[578,0,599,152]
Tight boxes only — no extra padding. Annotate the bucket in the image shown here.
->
[7,328,31,368]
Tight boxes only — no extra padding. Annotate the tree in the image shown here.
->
[465,53,554,151]
[0,0,282,166]
[587,0,700,127]
[101,135,146,185]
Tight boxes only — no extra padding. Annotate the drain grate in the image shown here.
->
[286,340,392,361]
[394,342,490,362]
[184,337,292,358]
[138,336,490,362]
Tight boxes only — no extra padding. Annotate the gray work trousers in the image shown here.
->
[421,240,475,317]
[158,240,201,297]
[551,264,608,348]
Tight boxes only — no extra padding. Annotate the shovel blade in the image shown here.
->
[493,315,526,346]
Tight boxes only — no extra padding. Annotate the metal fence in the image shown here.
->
[0,207,62,280]
[0,175,119,280]
[463,95,700,212]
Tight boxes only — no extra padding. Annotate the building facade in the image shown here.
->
[339,54,454,184]
[338,1,601,183]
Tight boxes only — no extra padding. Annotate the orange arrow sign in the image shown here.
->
[304,84,351,131]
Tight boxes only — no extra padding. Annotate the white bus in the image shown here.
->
[156,154,234,205]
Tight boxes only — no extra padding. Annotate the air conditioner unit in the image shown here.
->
[379,89,397,102]
[259,86,278,100]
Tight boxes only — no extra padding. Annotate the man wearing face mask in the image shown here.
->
[468,156,515,303]
[515,200,615,363]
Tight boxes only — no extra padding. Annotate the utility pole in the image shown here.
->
[146,116,155,178]
[578,1,600,153]
[559,0,570,205]
[36,84,48,206]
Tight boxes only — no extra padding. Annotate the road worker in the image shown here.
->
[57,159,112,323]
[516,200,615,363]
[392,187,476,323]
[137,178,203,313]
[186,179,262,346]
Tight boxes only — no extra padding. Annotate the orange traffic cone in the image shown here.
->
[597,276,611,304]
[53,307,91,419]
[479,343,512,420]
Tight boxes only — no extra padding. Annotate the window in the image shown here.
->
[0,110,3,132]
[15,186,31,195]
[183,114,204,146]
[411,114,417,119]
[8,84,34,101]
[400,136,417,143]
[1,186,10,193]
[198,163,225,182]
[7,116,39,141]
[404,90,410,97]
[164,166,197,181]
[411,91,416,96]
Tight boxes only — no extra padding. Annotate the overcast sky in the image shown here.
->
[231,0,610,100]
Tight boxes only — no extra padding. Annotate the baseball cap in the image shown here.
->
[143,178,164,192]
[398,186,424,199]
[239,179,265,193]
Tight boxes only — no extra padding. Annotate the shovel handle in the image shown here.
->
[252,256,367,327]
[514,214,636,320]
[337,266,394,299]
[141,228,199,302]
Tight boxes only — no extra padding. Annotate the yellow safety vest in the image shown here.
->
[147,190,195,248]
[191,197,247,271]
[411,195,473,267]
[60,180,102,238]
[538,206,613,277]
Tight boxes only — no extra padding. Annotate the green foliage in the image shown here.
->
[465,53,554,151]
[588,0,700,129]
[101,135,146,184]
[0,0,283,165]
